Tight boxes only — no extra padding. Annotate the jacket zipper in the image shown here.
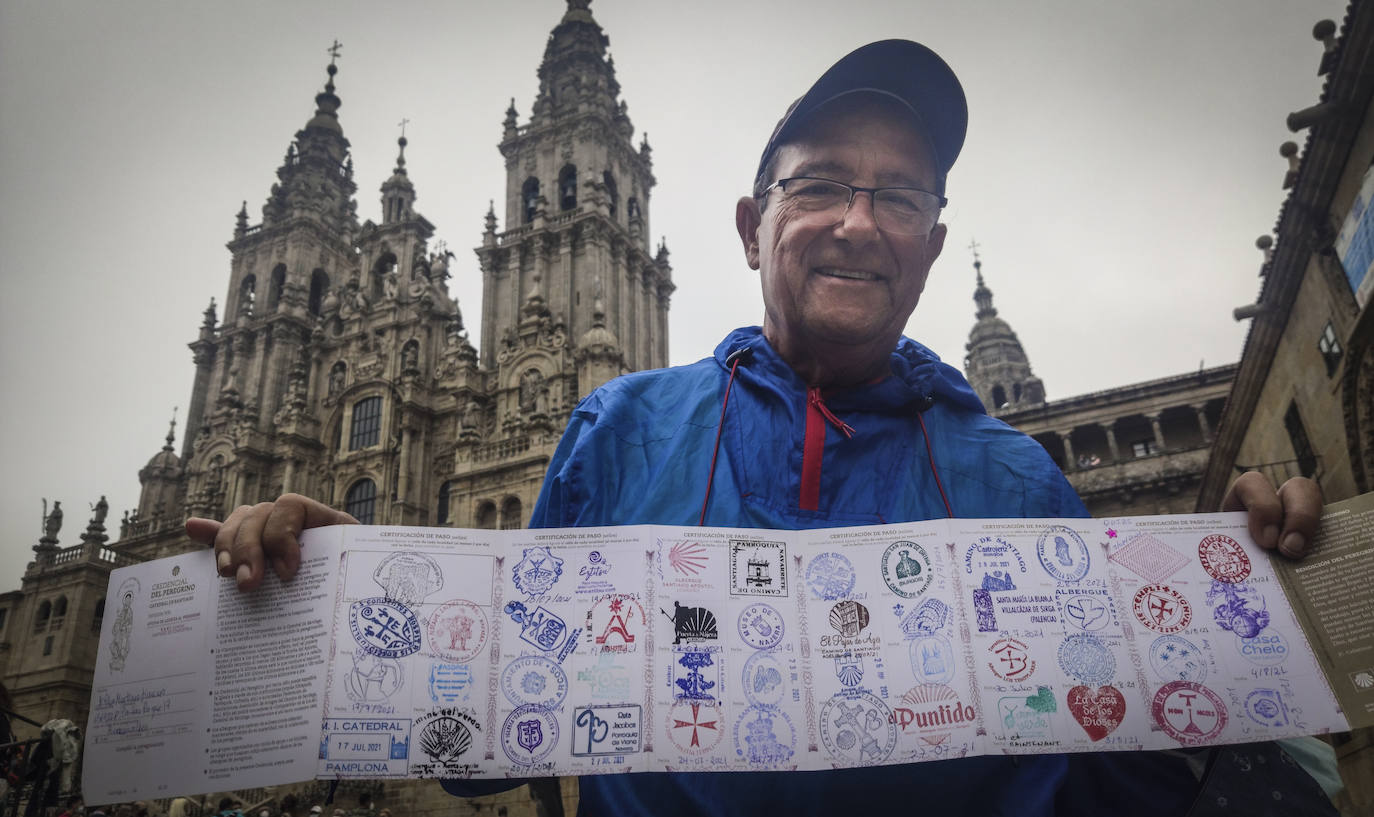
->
[800,387,855,511]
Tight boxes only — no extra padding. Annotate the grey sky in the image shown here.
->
[0,0,1345,580]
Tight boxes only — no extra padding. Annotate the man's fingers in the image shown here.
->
[1276,477,1323,559]
[1222,471,1282,551]
[230,503,275,591]
[185,517,222,547]
[260,494,355,582]
[213,505,254,577]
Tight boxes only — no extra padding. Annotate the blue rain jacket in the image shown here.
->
[446,326,1199,816]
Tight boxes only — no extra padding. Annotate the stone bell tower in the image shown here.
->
[476,0,673,396]
[963,252,1046,414]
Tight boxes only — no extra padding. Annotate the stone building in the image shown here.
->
[1194,5,1374,812]
[962,256,1234,517]
[1,2,663,815]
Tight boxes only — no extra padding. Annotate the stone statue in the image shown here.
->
[383,270,400,299]
[91,495,109,525]
[401,341,419,371]
[42,499,63,540]
[329,363,346,397]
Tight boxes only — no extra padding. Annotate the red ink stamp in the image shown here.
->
[1197,534,1251,584]
[1152,680,1227,746]
[1067,684,1126,741]
[1132,584,1192,634]
[987,637,1036,682]
[427,599,488,662]
[666,700,724,755]
[586,593,645,654]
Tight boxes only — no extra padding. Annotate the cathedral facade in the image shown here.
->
[0,1,671,773]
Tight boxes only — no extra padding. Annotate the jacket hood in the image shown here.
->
[714,326,986,415]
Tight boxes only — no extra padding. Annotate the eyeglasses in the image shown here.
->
[758,176,947,236]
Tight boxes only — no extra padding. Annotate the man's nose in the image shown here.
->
[834,190,881,239]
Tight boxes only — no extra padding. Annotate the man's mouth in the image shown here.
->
[815,267,881,281]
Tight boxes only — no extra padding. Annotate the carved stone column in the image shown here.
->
[1146,413,1166,452]
[1058,431,1077,472]
[1101,422,1121,464]
[1192,404,1212,443]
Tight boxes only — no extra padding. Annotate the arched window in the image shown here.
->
[603,171,618,220]
[500,496,523,530]
[93,598,105,633]
[51,596,67,630]
[1013,383,1023,402]
[522,177,541,224]
[309,269,330,316]
[34,600,51,633]
[558,165,578,211]
[436,481,452,526]
[475,501,497,530]
[345,479,377,525]
[991,385,1008,408]
[349,396,383,450]
[239,274,257,317]
[267,264,287,312]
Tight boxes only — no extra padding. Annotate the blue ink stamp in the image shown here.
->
[429,663,474,705]
[343,648,404,704]
[973,589,997,633]
[742,650,788,708]
[1149,635,1207,682]
[737,602,785,650]
[513,546,565,596]
[806,551,856,600]
[1235,631,1288,667]
[1207,581,1271,639]
[909,634,956,685]
[571,704,642,756]
[1058,633,1115,686]
[504,601,577,657]
[734,705,796,765]
[901,598,950,638]
[1245,688,1290,728]
[834,652,865,688]
[501,655,569,710]
[1037,525,1090,582]
[964,536,1027,591]
[672,646,721,701]
[320,717,411,773]
[578,652,631,701]
[501,704,559,766]
[881,541,934,599]
[349,597,422,659]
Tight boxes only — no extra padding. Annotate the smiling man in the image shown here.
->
[195,39,1332,817]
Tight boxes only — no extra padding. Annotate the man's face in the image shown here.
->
[739,96,946,370]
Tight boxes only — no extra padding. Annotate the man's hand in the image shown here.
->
[185,493,357,591]
[1221,472,1322,559]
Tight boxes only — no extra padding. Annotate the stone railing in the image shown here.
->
[1066,445,1211,496]
[472,435,532,463]
[44,543,145,569]
[124,514,184,539]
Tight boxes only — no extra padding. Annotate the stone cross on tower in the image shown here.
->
[327,39,343,65]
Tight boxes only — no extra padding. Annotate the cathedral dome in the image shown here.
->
[579,323,619,351]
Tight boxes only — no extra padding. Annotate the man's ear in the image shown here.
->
[736,196,762,270]
[914,221,947,295]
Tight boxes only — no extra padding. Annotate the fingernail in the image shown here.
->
[236,564,251,585]
[1280,532,1306,558]
[1262,525,1280,549]
[217,551,231,572]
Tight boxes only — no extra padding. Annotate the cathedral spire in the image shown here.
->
[962,247,1045,413]
[531,0,621,125]
[381,122,416,224]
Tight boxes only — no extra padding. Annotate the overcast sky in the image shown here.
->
[0,0,1346,581]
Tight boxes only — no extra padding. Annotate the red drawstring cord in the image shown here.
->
[699,353,745,525]
[808,389,855,438]
[917,411,954,518]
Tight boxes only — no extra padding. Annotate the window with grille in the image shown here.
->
[349,396,383,450]
[346,479,377,525]
[1131,439,1159,458]
[500,497,523,530]
[1284,401,1318,478]
[1317,322,1343,376]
